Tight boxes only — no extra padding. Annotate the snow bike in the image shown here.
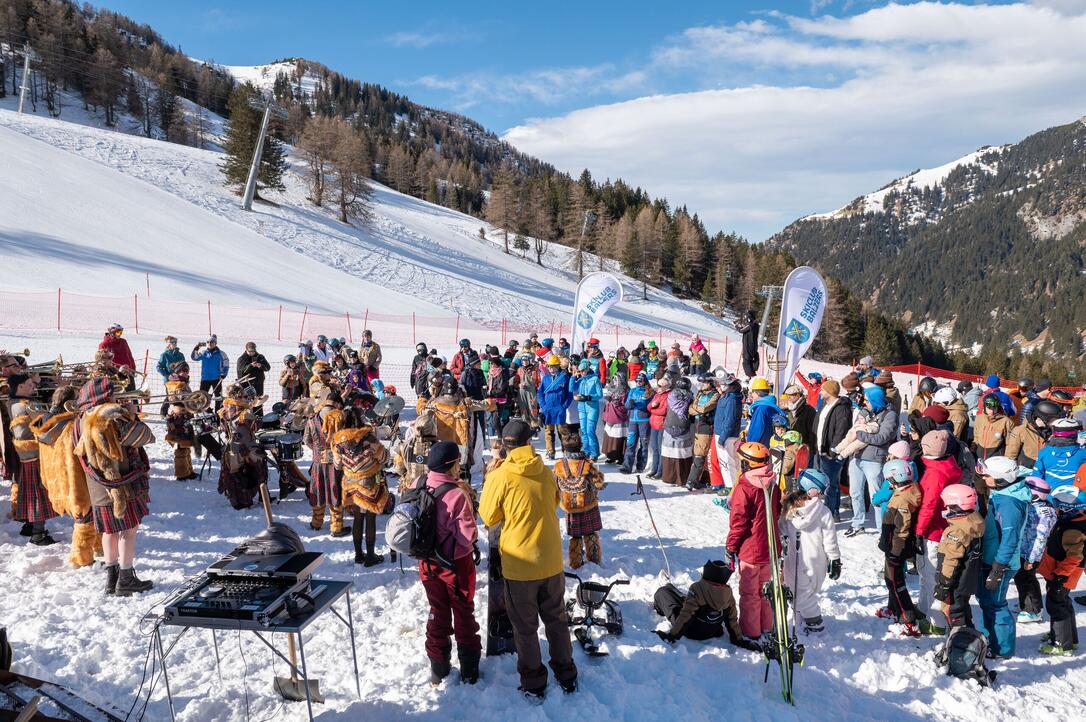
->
[761,469,804,704]
[564,572,629,657]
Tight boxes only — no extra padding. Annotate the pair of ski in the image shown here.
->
[758,467,804,704]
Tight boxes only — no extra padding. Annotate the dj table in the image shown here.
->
[152,580,359,722]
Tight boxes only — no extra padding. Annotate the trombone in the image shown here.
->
[113,389,214,414]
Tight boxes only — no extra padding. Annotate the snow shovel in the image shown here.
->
[258,484,324,704]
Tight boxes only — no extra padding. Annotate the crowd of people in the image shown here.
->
[4,323,1086,703]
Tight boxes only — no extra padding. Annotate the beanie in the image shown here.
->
[841,373,860,392]
[921,429,949,458]
[922,405,950,425]
[888,440,911,460]
[984,374,1001,390]
[426,441,461,472]
[821,379,840,397]
[874,372,895,387]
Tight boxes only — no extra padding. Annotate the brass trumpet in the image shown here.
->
[112,389,212,413]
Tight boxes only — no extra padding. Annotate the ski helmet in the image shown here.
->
[932,387,957,405]
[983,394,1002,412]
[577,359,592,371]
[635,371,648,383]
[979,456,1019,488]
[782,430,802,445]
[1023,475,1051,501]
[1050,417,1082,439]
[798,468,829,494]
[918,376,938,394]
[738,442,770,468]
[1076,464,1086,492]
[283,354,296,364]
[1049,485,1086,514]
[1051,389,1074,407]
[1017,377,1035,391]
[772,414,790,429]
[940,484,977,518]
[808,372,823,383]
[459,338,471,348]
[956,380,973,394]
[883,459,915,486]
[546,355,561,367]
[675,377,692,392]
[1030,399,1065,426]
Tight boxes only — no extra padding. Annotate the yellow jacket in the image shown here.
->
[479,445,564,581]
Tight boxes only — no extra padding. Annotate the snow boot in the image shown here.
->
[618,466,633,475]
[585,532,602,565]
[18,522,33,537]
[363,553,384,567]
[1016,611,1043,624]
[457,645,480,685]
[30,531,58,546]
[430,657,451,686]
[843,527,865,538]
[568,537,585,569]
[104,563,119,596]
[900,623,922,638]
[802,616,825,635]
[354,550,365,565]
[520,686,546,703]
[115,568,153,597]
[558,677,577,694]
[918,618,946,636]
[309,506,325,531]
[1039,642,1074,657]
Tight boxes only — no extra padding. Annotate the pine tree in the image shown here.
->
[166,102,190,145]
[220,82,287,196]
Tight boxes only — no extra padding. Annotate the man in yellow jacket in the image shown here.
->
[479,419,577,699]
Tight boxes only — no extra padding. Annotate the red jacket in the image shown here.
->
[795,373,822,410]
[628,362,644,380]
[98,333,136,371]
[725,465,782,565]
[915,456,962,542]
[648,390,670,431]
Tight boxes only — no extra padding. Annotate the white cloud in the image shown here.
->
[410,65,648,110]
[503,2,1086,241]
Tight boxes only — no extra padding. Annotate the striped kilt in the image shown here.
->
[91,480,150,534]
[218,464,264,509]
[307,462,341,508]
[13,459,58,523]
[566,505,603,537]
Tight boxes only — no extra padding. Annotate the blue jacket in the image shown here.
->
[625,386,653,424]
[1018,390,1041,424]
[190,346,229,381]
[714,390,742,442]
[746,394,784,447]
[981,482,1030,571]
[1033,443,1086,488]
[156,348,185,379]
[537,371,573,424]
[573,374,603,415]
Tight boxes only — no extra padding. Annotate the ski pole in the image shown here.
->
[632,475,672,580]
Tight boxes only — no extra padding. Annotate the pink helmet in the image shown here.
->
[941,484,977,512]
[1023,476,1051,500]
[888,440,911,460]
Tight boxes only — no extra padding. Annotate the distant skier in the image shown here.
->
[736,310,760,380]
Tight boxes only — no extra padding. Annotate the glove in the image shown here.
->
[984,562,1008,591]
[828,559,842,580]
[724,549,738,571]
[733,636,762,652]
[1020,557,1034,572]
[655,630,677,644]
[933,578,951,603]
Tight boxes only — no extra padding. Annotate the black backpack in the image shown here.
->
[935,626,994,687]
[385,477,459,568]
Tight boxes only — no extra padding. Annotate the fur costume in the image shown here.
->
[32,407,100,565]
[332,427,390,514]
[73,399,154,522]
[303,403,346,532]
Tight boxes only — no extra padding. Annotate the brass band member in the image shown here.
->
[164,362,197,481]
[8,372,58,545]
[217,396,266,510]
[304,390,349,536]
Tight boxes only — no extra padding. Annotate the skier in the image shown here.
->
[555,428,606,569]
[779,469,841,635]
[571,359,604,460]
[537,356,572,460]
[1014,476,1057,623]
[914,430,963,636]
[1037,483,1086,655]
[976,455,1030,659]
[686,373,720,490]
[621,372,653,474]
[1033,418,1086,488]
[932,484,985,629]
[653,560,759,648]
[876,459,922,636]
[724,442,781,643]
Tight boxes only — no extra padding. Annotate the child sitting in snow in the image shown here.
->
[653,560,759,649]
[779,469,841,635]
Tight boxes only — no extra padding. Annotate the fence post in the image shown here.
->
[207,301,212,336]
[133,294,139,334]
[142,349,149,379]
[56,288,61,333]
[277,305,282,341]
[614,324,619,345]
[346,311,353,344]
[299,306,309,342]
[145,272,150,299]
[412,312,416,346]
[454,314,460,345]
[501,318,506,346]
[658,328,663,348]
[724,337,729,369]
[363,308,369,335]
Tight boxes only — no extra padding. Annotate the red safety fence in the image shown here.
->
[881,363,1081,394]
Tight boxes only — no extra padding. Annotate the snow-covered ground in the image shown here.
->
[1,338,1084,722]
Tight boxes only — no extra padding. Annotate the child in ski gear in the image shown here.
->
[933,484,985,629]
[877,458,922,635]
[537,357,573,460]
[555,428,606,569]
[780,468,841,635]
[915,430,963,635]
[872,440,913,512]
[977,455,1030,658]
[769,417,808,491]
[1033,418,1086,488]
[725,442,782,640]
[622,373,653,473]
[416,441,482,684]
[1015,476,1058,623]
[1037,484,1086,655]
[653,560,757,648]
[745,378,784,447]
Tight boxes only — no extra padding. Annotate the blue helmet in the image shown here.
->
[542,338,554,347]
[808,372,823,383]
[772,414,790,428]
[883,459,915,486]
[798,468,829,494]
[1049,485,1086,514]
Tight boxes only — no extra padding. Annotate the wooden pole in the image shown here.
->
[345,311,353,344]
[277,305,282,341]
[206,301,212,336]
[56,288,61,332]
[133,294,139,334]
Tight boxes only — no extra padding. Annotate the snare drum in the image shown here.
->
[276,432,304,461]
[256,429,286,450]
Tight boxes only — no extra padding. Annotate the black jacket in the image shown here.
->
[816,398,852,455]
[237,352,269,383]
[459,367,486,401]
[790,402,818,452]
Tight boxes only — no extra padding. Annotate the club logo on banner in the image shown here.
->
[775,266,827,391]
[570,272,624,352]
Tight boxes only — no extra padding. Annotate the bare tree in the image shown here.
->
[298,115,339,206]
[330,123,373,224]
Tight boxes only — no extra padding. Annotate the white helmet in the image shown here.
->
[932,387,957,405]
[980,456,1019,486]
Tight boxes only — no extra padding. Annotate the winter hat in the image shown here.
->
[888,440,911,460]
[657,377,672,390]
[922,405,950,425]
[932,387,957,405]
[841,373,860,392]
[426,441,460,472]
[859,355,875,366]
[921,429,949,458]
[207,334,218,343]
[984,374,1001,390]
[863,385,887,413]
[702,560,732,585]
[501,419,535,448]
[874,372,895,387]
[821,379,841,397]
[1024,476,1051,501]
[783,385,803,398]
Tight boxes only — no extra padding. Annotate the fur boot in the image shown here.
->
[568,536,585,569]
[585,532,602,565]
[68,521,99,568]
[309,506,325,531]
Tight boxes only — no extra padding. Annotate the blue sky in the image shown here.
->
[107,1,1086,240]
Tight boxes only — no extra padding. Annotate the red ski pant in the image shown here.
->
[420,555,481,661]
[739,561,773,638]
